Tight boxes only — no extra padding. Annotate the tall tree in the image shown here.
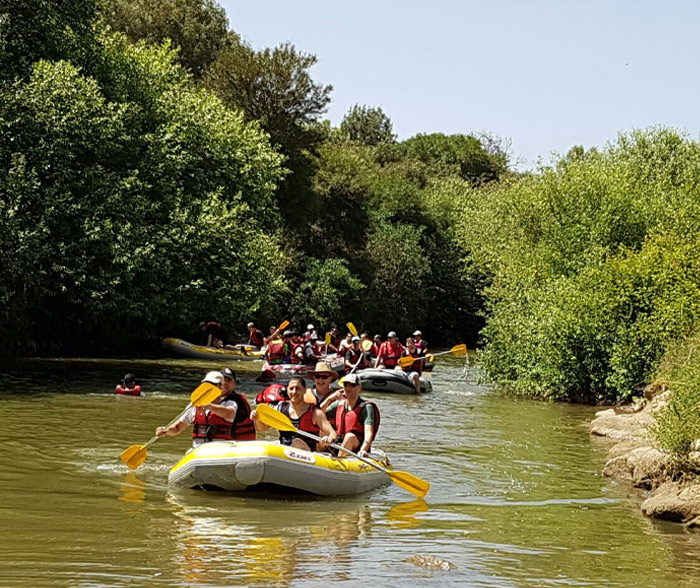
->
[340,104,396,146]
[99,0,229,78]
[205,36,333,229]
[0,0,99,82]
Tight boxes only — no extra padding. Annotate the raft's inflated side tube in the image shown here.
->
[115,385,142,396]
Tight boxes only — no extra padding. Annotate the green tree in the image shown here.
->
[340,104,396,145]
[0,0,99,82]
[205,37,332,229]
[288,258,365,329]
[98,0,229,78]
[0,34,286,353]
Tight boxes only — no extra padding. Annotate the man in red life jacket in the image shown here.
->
[266,331,292,365]
[401,336,424,394]
[251,376,336,452]
[155,369,255,446]
[246,322,265,348]
[329,373,379,457]
[375,331,405,369]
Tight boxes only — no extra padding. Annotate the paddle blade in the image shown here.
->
[325,332,331,345]
[256,403,297,433]
[361,339,372,352]
[120,444,147,470]
[190,382,221,406]
[278,319,290,331]
[389,470,430,498]
[346,322,357,336]
[450,343,468,356]
[398,356,414,368]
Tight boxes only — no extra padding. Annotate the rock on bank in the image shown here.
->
[590,386,700,528]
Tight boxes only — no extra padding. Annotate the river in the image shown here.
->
[1,356,699,587]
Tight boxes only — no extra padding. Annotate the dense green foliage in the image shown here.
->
[654,334,700,463]
[462,129,700,403]
[99,0,229,78]
[340,104,396,146]
[0,0,507,355]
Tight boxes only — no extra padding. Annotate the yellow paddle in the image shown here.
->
[255,403,430,498]
[120,382,221,470]
[346,322,358,336]
[397,343,467,368]
[338,339,373,384]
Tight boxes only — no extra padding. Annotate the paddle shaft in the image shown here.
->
[146,401,194,447]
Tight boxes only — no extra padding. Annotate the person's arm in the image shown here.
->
[359,405,377,456]
[202,400,237,422]
[314,407,337,445]
[319,389,343,412]
[156,407,194,437]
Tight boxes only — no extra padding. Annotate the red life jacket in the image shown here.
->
[192,393,255,441]
[401,349,424,374]
[335,399,380,451]
[378,341,403,367]
[277,401,320,450]
[115,384,141,396]
[249,329,265,347]
[256,384,286,405]
[344,348,363,373]
[266,340,287,364]
[290,342,306,364]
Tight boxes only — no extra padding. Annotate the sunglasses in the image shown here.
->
[313,374,331,380]
[342,382,360,387]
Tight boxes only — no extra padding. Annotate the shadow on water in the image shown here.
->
[0,355,699,587]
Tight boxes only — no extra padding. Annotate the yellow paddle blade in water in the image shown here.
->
[389,470,431,498]
[256,403,297,432]
[120,444,148,470]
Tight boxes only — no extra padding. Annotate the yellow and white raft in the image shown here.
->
[168,440,392,495]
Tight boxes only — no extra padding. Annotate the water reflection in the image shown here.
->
[119,473,146,503]
[386,499,429,529]
[165,492,377,587]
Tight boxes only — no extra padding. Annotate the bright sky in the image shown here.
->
[220,0,700,169]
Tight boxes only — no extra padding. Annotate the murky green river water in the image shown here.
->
[1,356,699,587]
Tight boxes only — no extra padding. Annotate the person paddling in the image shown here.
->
[400,337,424,394]
[344,336,369,373]
[329,373,380,458]
[251,376,336,452]
[155,369,255,447]
[305,361,343,425]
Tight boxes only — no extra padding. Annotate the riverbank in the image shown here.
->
[590,385,700,527]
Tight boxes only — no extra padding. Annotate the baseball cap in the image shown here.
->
[412,330,422,336]
[221,367,237,381]
[307,324,315,330]
[202,371,224,385]
[351,335,360,342]
[387,331,397,338]
[343,373,360,386]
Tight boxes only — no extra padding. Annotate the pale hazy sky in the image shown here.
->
[220,0,700,169]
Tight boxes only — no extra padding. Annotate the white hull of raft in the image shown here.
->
[163,338,262,361]
[357,368,432,394]
[168,440,391,495]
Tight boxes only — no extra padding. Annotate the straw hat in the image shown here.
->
[310,361,338,382]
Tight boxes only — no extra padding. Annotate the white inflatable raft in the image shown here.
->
[357,368,432,394]
[168,440,391,495]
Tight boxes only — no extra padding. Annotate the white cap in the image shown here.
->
[413,330,422,336]
[307,324,315,330]
[201,371,224,385]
